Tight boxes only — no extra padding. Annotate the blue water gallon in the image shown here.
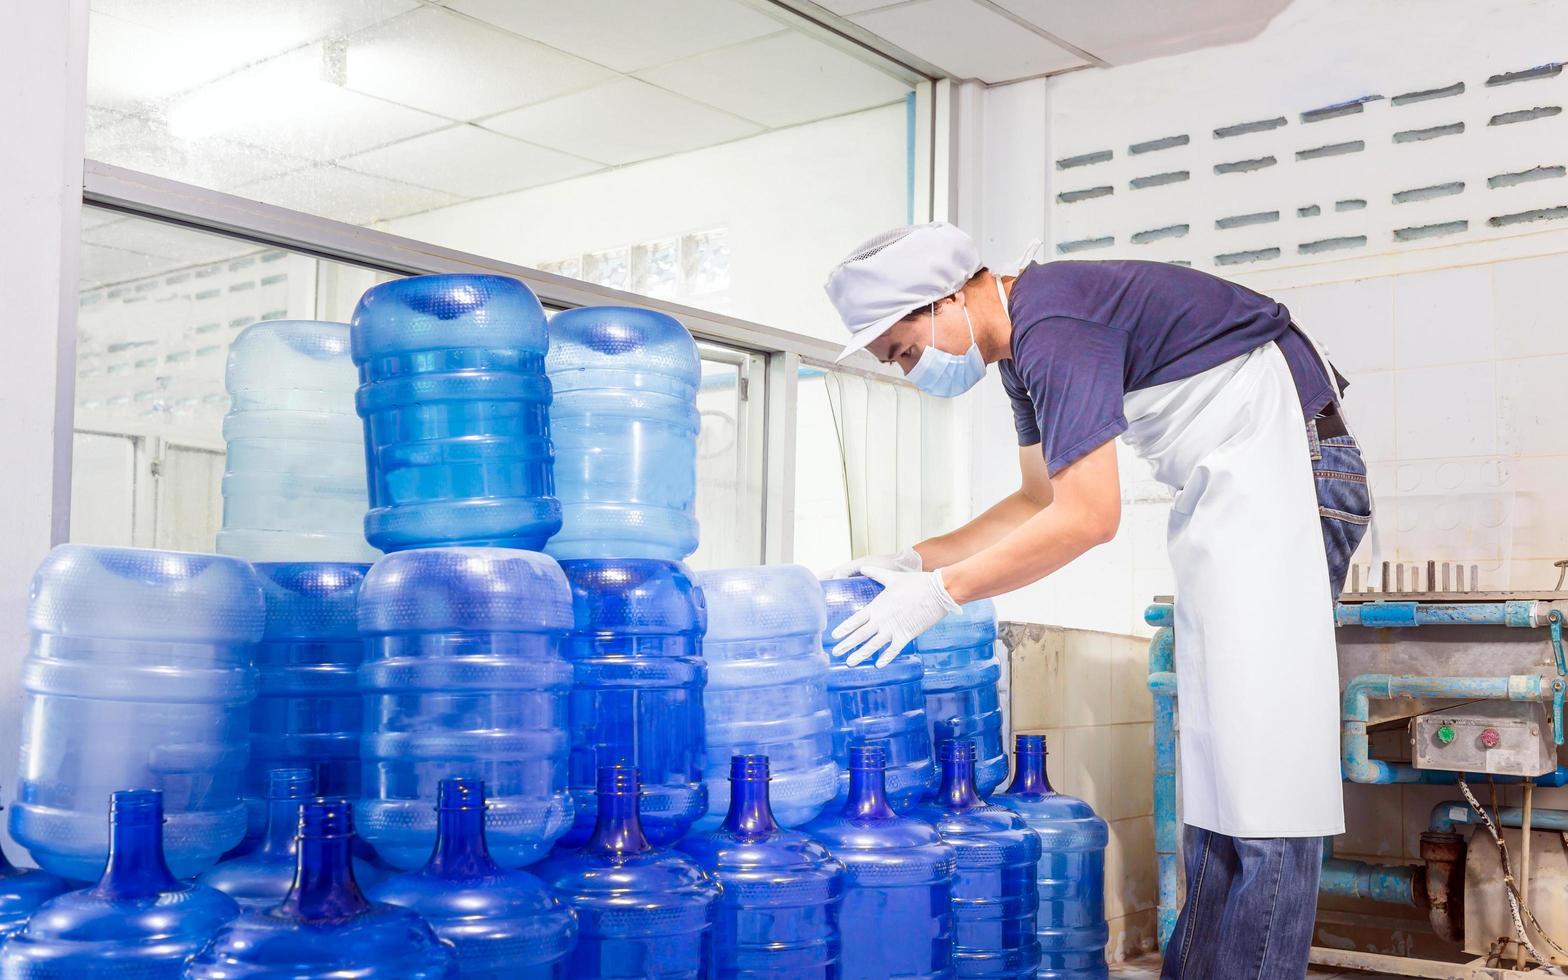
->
[918,740,1042,978]
[693,566,836,830]
[557,559,707,848]
[820,577,937,813]
[185,799,456,979]
[370,778,577,978]
[244,562,367,845]
[677,755,844,977]
[0,790,240,980]
[358,548,573,870]
[994,735,1108,980]
[538,767,718,978]
[803,745,955,980]
[13,545,262,880]
[351,274,560,553]
[217,319,378,563]
[545,306,701,561]
[0,797,66,938]
[203,769,381,909]
[915,600,1006,796]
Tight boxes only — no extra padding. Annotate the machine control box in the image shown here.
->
[1411,702,1555,776]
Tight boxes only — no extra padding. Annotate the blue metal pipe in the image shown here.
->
[1319,857,1423,906]
[1341,673,1551,783]
[1430,800,1568,834]
[1145,604,1178,950]
[1335,600,1541,629]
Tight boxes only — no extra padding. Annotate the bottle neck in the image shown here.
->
[259,798,304,859]
[95,818,179,900]
[1007,749,1054,797]
[587,791,651,858]
[938,751,984,810]
[723,772,779,837]
[844,765,897,821]
[280,835,370,921]
[428,805,498,877]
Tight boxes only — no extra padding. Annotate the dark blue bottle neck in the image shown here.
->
[938,750,984,810]
[723,772,779,838]
[428,805,498,877]
[1007,748,1054,797]
[94,812,179,900]
[280,806,370,922]
[844,764,896,821]
[588,790,651,858]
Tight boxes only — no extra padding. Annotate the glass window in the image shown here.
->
[86,0,919,341]
[690,345,766,571]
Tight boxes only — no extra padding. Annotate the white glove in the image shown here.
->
[830,566,961,668]
[820,546,923,580]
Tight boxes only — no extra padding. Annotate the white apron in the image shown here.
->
[1122,340,1345,838]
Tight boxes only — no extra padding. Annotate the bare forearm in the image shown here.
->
[913,490,1044,569]
[939,502,1111,604]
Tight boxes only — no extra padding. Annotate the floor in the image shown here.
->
[1111,954,1405,978]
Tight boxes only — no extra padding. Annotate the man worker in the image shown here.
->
[822,221,1371,979]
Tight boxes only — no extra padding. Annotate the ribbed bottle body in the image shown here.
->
[352,274,560,552]
[244,563,367,844]
[12,546,261,880]
[914,600,1006,795]
[557,559,707,847]
[218,319,378,563]
[820,577,937,813]
[694,567,836,830]
[357,548,573,869]
[545,306,701,561]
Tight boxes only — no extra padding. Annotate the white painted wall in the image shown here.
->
[971,0,1568,635]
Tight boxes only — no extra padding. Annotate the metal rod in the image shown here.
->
[1427,560,1437,596]
[1350,564,1361,594]
[1443,562,1451,592]
[1519,780,1533,970]
[1396,564,1405,593]
[1382,561,1391,593]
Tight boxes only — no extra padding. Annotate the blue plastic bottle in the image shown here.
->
[0,795,67,938]
[693,567,836,830]
[538,767,719,978]
[0,790,240,979]
[994,735,1108,980]
[820,577,937,813]
[370,777,577,978]
[915,600,1006,796]
[358,548,573,869]
[203,769,381,909]
[546,306,701,561]
[918,740,1042,978]
[557,559,707,848]
[804,745,956,980]
[351,274,560,553]
[677,755,845,978]
[217,319,378,563]
[13,545,262,880]
[184,799,457,978]
[245,562,368,846]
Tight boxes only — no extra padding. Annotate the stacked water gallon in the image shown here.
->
[547,306,710,846]
[217,318,377,563]
[820,577,938,811]
[694,566,837,830]
[916,598,1007,795]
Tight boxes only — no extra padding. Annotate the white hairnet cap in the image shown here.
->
[824,222,982,362]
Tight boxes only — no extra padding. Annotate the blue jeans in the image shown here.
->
[1161,417,1371,980]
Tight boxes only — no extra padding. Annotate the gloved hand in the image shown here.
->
[821,546,923,580]
[830,566,961,668]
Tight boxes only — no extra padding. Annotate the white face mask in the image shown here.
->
[906,297,985,398]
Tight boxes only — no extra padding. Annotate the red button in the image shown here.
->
[1480,728,1501,748]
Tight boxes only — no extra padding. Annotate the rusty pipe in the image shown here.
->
[1421,831,1466,943]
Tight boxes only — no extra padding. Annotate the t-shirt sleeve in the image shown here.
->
[998,361,1041,447]
[1015,316,1131,475]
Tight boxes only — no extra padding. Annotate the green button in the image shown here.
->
[1437,725,1456,745]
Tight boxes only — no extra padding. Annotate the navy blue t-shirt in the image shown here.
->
[998,259,1336,475]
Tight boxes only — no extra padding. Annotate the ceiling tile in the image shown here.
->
[851,0,1084,84]
[342,125,604,197]
[484,78,763,166]
[344,6,612,119]
[161,45,449,161]
[636,31,911,129]
[443,0,785,73]
[88,108,309,190]
[993,0,1291,65]
[87,0,418,107]
[235,165,462,225]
